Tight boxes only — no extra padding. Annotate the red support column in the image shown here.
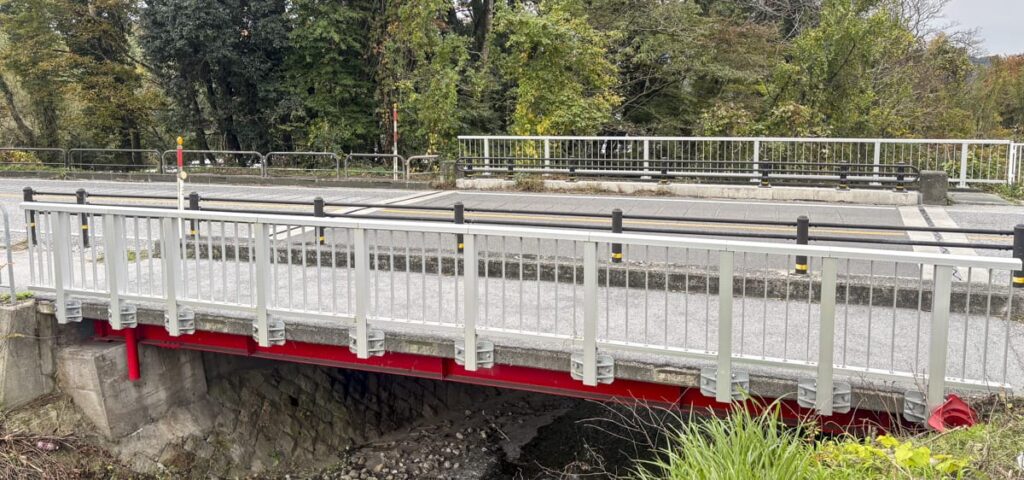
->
[125,327,141,382]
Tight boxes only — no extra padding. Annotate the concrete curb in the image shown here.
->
[457,178,923,206]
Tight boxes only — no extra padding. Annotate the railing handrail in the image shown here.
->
[458,135,1014,145]
[22,202,1022,271]
[159,149,265,163]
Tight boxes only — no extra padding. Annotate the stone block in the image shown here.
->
[0,302,56,409]
[57,341,207,438]
[919,170,949,205]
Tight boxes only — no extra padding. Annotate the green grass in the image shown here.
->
[0,291,34,304]
[985,183,1024,202]
[629,399,1020,480]
[632,405,822,480]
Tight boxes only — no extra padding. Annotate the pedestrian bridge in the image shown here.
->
[20,200,1024,431]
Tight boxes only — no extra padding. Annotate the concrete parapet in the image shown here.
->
[57,340,207,438]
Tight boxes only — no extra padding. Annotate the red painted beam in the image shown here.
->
[92,321,899,434]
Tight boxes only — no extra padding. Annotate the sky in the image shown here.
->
[943,0,1024,55]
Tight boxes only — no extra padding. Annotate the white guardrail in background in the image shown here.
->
[20,202,1023,417]
[458,136,1018,187]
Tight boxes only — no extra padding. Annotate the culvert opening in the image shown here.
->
[101,351,658,479]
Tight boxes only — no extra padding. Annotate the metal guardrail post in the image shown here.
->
[76,189,89,247]
[253,222,272,347]
[1013,224,1023,288]
[314,197,326,245]
[795,216,809,275]
[260,153,267,178]
[24,187,36,245]
[462,233,479,370]
[188,192,200,236]
[544,139,551,173]
[353,227,370,359]
[455,202,465,253]
[483,138,490,173]
[160,217,183,336]
[52,212,72,323]
[752,140,760,181]
[0,206,14,303]
[927,265,954,412]
[102,214,128,329]
[958,142,969,188]
[715,251,735,403]
[611,209,622,263]
[581,241,598,386]
[872,140,881,183]
[816,258,838,415]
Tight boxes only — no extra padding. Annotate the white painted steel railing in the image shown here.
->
[458,136,1017,186]
[21,203,1023,415]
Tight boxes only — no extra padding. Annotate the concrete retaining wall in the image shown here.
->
[0,301,56,409]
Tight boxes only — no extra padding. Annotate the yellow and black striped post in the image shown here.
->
[455,202,465,253]
[1013,224,1023,288]
[188,192,200,237]
[23,187,36,246]
[795,215,809,275]
[76,188,89,248]
[314,197,325,245]
[611,208,623,263]
[837,164,850,190]
[759,163,771,188]
[894,165,906,192]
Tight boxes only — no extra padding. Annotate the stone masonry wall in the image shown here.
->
[154,353,501,477]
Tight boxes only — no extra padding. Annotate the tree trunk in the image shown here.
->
[0,75,37,145]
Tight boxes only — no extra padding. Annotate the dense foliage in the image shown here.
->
[0,0,1022,156]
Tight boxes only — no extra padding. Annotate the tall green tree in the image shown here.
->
[495,0,620,135]
[286,0,377,152]
[765,0,918,136]
[139,0,291,157]
[0,0,69,147]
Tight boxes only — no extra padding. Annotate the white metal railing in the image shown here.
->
[21,202,1023,415]
[458,136,1017,186]
[0,206,15,302]
[1012,143,1023,185]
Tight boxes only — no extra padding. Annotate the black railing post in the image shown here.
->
[455,202,465,253]
[1013,224,1023,288]
[76,188,89,247]
[611,208,623,263]
[895,165,906,192]
[23,187,36,245]
[760,163,771,188]
[838,164,849,190]
[795,215,809,275]
[314,197,325,245]
[188,191,200,237]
